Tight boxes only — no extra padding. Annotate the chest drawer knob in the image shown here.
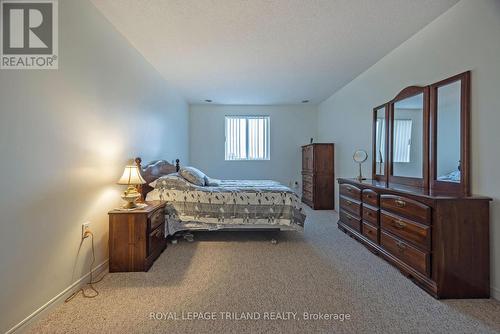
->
[393,220,406,229]
[395,199,406,208]
[396,242,407,251]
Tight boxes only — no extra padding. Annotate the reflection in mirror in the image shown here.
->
[437,81,461,183]
[392,93,423,178]
[375,107,386,175]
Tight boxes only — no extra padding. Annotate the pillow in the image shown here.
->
[179,166,207,186]
[205,176,220,187]
[149,173,189,189]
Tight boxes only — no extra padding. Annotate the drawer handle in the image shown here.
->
[395,200,406,208]
[346,186,352,192]
[396,242,406,251]
[346,200,353,205]
[155,228,162,237]
[392,220,406,229]
[367,230,372,234]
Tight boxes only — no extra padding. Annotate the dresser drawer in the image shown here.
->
[381,231,429,276]
[148,223,165,256]
[380,195,431,224]
[381,212,430,250]
[302,173,313,185]
[340,210,361,232]
[362,189,379,207]
[362,222,378,243]
[340,196,361,217]
[302,146,314,171]
[303,188,313,201]
[362,205,379,226]
[302,178,313,193]
[340,184,361,201]
[148,207,165,231]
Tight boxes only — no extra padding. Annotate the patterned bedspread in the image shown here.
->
[146,176,306,235]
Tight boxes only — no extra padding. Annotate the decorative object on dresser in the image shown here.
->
[108,201,166,272]
[301,143,334,209]
[117,164,147,209]
[338,71,491,299]
[352,149,368,181]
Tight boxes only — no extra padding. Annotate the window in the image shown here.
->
[393,119,413,163]
[225,116,270,160]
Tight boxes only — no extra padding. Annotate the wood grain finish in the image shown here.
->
[135,157,180,202]
[362,189,379,207]
[381,211,430,250]
[109,201,167,272]
[339,210,361,232]
[362,205,379,226]
[362,222,378,243]
[301,143,334,209]
[340,184,361,201]
[340,196,361,217]
[381,231,429,276]
[337,178,491,299]
[380,194,431,224]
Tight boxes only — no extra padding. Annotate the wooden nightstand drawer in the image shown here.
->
[149,208,165,231]
[148,223,165,256]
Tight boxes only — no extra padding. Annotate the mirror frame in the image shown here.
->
[372,104,389,182]
[388,86,430,188]
[429,71,471,195]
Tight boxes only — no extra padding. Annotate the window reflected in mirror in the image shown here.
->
[375,107,386,175]
[436,81,461,183]
[392,93,424,179]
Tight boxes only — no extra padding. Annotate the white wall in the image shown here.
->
[317,0,500,298]
[0,0,189,332]
[189,105,317,187]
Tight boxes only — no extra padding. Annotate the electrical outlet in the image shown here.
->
[82,222,91,239]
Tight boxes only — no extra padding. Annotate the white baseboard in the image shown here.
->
[6,259,109,334]
[492,286,500,301]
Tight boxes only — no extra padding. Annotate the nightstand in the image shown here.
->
[108,201,167,272]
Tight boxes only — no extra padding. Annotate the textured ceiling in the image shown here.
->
[91,0,459,105]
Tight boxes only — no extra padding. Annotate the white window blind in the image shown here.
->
[225,116,270,160]
[393,119,412,163]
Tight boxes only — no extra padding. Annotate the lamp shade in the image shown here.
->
[117,165,146,185]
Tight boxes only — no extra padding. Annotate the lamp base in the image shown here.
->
[121,186,141,209]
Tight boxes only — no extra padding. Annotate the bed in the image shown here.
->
[135,157,306,236]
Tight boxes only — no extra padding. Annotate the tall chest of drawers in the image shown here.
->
[337,178,491,299]
[301,143,334,210]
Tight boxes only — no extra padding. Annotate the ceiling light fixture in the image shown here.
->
[205,99,213,103]
[302,100,310,103]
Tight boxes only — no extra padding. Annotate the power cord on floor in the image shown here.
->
[65,230,106,303]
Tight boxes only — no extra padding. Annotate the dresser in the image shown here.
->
[301,143,334,210]
[338,178,491,299]
[108,201,167,272]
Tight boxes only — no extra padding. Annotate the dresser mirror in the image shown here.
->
[388,87,429,188]
[372,104,388,180]
[430,71,470,195]
[372,71,470,195]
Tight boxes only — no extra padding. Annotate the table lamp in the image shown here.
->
[117,165,146,209]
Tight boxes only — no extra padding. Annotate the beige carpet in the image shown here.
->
[30,208,500,334]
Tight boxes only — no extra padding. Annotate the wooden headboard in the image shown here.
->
[135,157,180,201]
